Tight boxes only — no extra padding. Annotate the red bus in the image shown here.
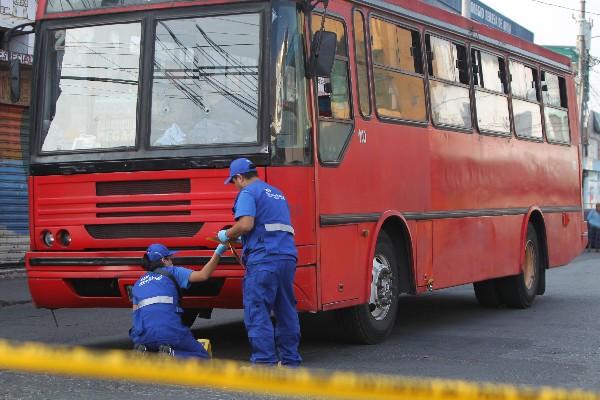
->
[14,0,585,343]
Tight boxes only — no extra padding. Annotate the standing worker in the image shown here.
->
[218,158,301,366]
[129,242,226,358]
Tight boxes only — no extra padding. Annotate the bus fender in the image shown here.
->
[520,206,548,295]
[363,211,416,300]
[519,206,546,266]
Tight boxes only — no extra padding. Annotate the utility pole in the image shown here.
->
[462,0,470,18]
[577,0,590,150]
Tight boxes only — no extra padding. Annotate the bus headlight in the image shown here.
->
[58,230,71,246]
[42,231,55,247]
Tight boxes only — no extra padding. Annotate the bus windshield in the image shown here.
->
[40,12,261,152]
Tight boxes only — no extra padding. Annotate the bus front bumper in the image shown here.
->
[25,251,318,312]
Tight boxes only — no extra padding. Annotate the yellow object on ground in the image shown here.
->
[197,338,212,358]
[0,339,599,400]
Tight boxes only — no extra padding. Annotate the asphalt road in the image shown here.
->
[0,252,599,399]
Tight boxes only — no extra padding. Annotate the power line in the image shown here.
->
[526,0,600,16]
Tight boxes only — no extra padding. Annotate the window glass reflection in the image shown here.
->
[475,91,510,133]
[513,99,543,138]
[426,35,468,84]
[41,23,141,152]
[373,68,426,121]
[510,61,538,101]
[270,2,312,165]
[151,14,260,147]
[430,81,471,128]
[544,107,570,143]
[353,11,371,116]
[472,50,506,94]
[371,18,422,74]
[541,71,561,107]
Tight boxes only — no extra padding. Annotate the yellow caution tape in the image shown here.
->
[0,339,598,400]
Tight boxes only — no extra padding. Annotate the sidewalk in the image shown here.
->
[0,277,31,307]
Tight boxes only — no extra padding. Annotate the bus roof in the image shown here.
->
[37,0,571,71]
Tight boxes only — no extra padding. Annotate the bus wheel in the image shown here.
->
[473,279,502,307]
[339,231,399,344]
[498,223,540,308]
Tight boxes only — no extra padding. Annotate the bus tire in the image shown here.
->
[339,231,400,344]
[473,279,502,307]
[497,223,540,309]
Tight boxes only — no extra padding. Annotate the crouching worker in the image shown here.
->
[129,243,226,359]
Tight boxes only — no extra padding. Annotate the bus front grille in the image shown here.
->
[85,222,203,239]
[96,179,191,196]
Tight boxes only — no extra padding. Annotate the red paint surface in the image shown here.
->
[27,0,585,312]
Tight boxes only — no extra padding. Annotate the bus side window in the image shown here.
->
[541,71,570,144]
[472,48,510,135]
[425,34,471,130]
[353,10,371,118]
[370,17,427,122]
[510,60,543,140]
[312,15,354,164]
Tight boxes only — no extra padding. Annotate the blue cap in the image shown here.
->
[224,158,256,184]
[146,243,177,262]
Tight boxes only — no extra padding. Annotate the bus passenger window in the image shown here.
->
[472,49,510,135]
[353,10,371,117]
[370,17,426,122]
[312,15,353,164]
[541,71,570,143]
[425,34,471,129]
[510,61,543,139]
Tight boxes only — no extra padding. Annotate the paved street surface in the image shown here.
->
[1,252,599,399]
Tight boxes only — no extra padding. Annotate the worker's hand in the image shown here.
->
[232,236,242,243]
[217,229,229,243]
[215,243,227,257]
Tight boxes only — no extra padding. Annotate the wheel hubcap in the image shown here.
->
[370,254,393,320]
[523,240,536,290]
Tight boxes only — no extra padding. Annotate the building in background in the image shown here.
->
[584,112,600,209]
[1,0,35,267]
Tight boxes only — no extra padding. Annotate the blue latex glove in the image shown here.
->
[217,229,229,243]
[215,243,227,256]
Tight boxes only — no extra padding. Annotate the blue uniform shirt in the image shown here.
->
[129,266,192,345]
[588,209,600,229]
[233,180,297,266]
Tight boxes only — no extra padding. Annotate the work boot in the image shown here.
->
[158,344,175,357]
[133,344,147,353]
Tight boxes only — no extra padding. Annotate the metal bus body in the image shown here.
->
[25,0,586,342]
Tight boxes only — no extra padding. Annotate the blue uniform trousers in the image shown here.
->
[131,305,209,360]
[141,330,209,359]
[243,259,301,366]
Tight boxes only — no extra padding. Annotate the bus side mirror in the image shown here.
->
[309,30,337,78]
[9,59,21,103]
